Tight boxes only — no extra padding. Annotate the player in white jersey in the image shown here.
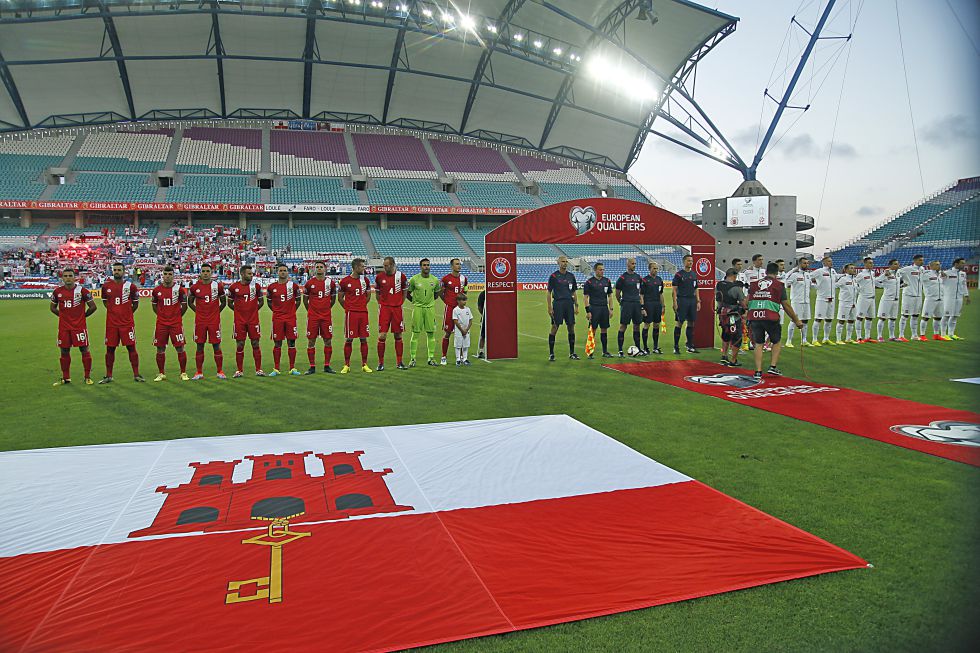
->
[875,259,901,341]
[896,254,925,341]
[940,257,970,340]
[834,264,859,343]
[739,254,766,351]
[853,257,877,342]
[811,256,838,345]
[783,256,813,347]
[919,261,943,341]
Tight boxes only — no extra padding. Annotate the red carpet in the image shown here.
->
[606,360,980,467]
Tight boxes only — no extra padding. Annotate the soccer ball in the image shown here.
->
[627,346,641,357]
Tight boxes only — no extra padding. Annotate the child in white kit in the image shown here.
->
[452,293,473,366]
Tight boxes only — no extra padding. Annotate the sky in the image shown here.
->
[629,0,980,254]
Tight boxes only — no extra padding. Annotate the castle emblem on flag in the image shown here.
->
[129,450,414,538]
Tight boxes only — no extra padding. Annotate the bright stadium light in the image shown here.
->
[487,23,498,34]
[552,47,562,56]
[422,8,433,17]
[441,12,455,24]
[513,33,524,42]
[533,39,542,48]
[459,14,476,32]
[585,55,658,102]
[398,3,409,10]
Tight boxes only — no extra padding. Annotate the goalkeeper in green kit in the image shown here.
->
[408,258,442,367]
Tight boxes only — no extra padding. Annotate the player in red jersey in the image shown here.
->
[338,257,373,374]
[99,262,144,383]
[187,263,226,380]
[227,264,265,378]
[303,261,338,375]
[374,255,408,371]
[439,258,468,365]
[50,268,97,385]
[151,265,189,381]
[266,263,303,376]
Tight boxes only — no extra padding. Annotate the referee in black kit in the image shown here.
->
[547,255,579,361]
[672,254,701,354]
[615,257,645,356]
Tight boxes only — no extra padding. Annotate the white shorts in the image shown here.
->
[856,297,876,319]
[921,297,942,319]
[837,303,856,321]
[901,294,922,316]
[943,296,963,318]
[791,302,811,321]
[877,298,899,319]
[454,332,471,349]
[814,296,835,320]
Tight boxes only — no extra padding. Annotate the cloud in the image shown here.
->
[920,114,978,147]
[856,205,882,216]
[834,142,858,158]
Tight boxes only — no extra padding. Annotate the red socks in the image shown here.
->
[394,338,403,364]
[59,354,71,380]
[105,349,115,376]
[156,352,166,374]
[344,342,352,366]
[360,341,368,365]
[308,347,316,366]
[287,346,297,370]
[81,351,92,378]
[236,349,245,373]
[442,337,450,357]
[377,340,386,364]
[252,347,262,371]
[214,351,223,374]
[273,345,282,370]
[195,351,205,375]
[323,345,331,366]
[177,351,187,373]
[128,349,140,376]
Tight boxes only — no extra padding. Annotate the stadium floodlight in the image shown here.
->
[398,3,409,10]
[441,12,455,24]
[459,14,476,32]
[422,8,433,17]
[513,33,524,42]
[370,1,383,8]
[552,47,562,56]
[487,23,498,34]
[533,39,543,48]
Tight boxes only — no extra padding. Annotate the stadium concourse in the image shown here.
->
[0,1,978,653]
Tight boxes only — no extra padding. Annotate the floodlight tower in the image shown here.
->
[699,0,847,269]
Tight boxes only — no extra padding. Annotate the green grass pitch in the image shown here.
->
[1,291,977,652]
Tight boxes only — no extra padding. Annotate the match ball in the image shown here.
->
[627,346,641,357]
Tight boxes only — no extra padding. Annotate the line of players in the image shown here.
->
[736,253,972,348]
[50,256,477,385]
[545,254,702,360]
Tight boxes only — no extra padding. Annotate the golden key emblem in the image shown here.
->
[225,514,311,605]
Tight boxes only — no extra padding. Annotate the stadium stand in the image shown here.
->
[829,177,979,265]
[0,222,47,246]
[0,134,74,200]
[367,225,461,258]
[72,130,173,172]
[508,152,561,174]
[455,182,538,209]
[558,244,640,258]
[52,173,157,202]
[166,175,260,203]
[270,224,366,257]
[517,243,562,258]
[270,131,351,177]
[538,182,600,205]
[270,177,361,205]
[430,139,517,182]
[353,133,435,179]
[457,226,494,256]
[366,179,453,206]
[175,127,261,173]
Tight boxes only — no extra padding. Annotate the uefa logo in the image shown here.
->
[569,206,597,235]
[491,257,512,279]
[696,257,711,276]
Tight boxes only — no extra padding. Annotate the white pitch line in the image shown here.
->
[519,331,548,340]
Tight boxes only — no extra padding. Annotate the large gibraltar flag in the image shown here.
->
[0,416,865,652]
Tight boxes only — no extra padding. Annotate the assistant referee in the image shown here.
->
[672,254,700,354]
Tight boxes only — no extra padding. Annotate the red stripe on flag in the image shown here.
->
[0,482,864,653]
[606,360,980,466]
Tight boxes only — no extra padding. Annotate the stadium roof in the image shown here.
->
[0,0,737,171]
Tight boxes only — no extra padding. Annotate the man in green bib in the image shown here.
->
[407,258,442,367]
